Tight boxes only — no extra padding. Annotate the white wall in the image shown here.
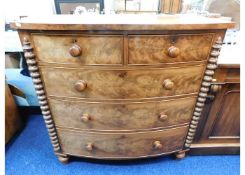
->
[4,0,161,22]
[4,0,55,22]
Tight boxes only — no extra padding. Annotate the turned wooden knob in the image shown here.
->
[81,114,90,122]
[210,84,222,93]
[75,80,87,92]
[163,79,174,90]
[159,112,168,121]
[86,143,94,151]
[168,46,180,58]
[153,141,163,149]
[69,44,82,57]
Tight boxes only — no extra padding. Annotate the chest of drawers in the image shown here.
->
[12,15,234,163]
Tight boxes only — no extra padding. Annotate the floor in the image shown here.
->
[5,115,240,175]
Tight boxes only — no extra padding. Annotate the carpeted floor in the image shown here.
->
[5,115,240,175]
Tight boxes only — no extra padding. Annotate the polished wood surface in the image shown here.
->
[184,36,223,148]
[40,65,205,99]
[49,96,196,131]
[32,35,123,65]
[14,16,233,162]
[128,34,213,64]
[191,66,240,155]
[69,43,82,57]
[210,84,240,137]
[21,36,62,152]
[57,126,188,159]
[10,14,235,30]
[201,81,240,139]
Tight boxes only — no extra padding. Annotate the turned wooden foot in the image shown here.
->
[175,151,186,159]
[57,155,69,164]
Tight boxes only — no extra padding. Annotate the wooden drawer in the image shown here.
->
[57,126,188,159]
[49,96,196,131]
[128,34,213,65]
[32,34,123,65]
[40,65,205,99]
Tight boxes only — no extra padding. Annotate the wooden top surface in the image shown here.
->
[11,14,235,31]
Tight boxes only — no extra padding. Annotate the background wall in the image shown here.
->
[4,0,55,22]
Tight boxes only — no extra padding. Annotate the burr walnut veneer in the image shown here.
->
[11,15,234,163]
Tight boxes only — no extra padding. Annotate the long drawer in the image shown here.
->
[49,96,196,131]
[128,34,213,65]
[40,65,205,99]
[57,126,188,159]
[32,34,124,65]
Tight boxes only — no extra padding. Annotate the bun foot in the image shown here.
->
[57,155,69,164]
[175,151,186,159]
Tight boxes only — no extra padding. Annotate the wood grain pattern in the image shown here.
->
[40,65,205,99]
[128,34,213,64]
[210,86,240,137]
[22,36,62,152]
[49,96,196,131]
[184,36,223,148]
[32,35,123,65]
[207,83,240,138]
[57,126,188,158]
[14,18,233,161]
[191,66,240,155]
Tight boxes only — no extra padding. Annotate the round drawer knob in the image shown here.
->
[81,114,91,122]
[69,44,82,57]
[153,141,163,150]
[210,84,222,93]
[86,143,94,151]
[75,80,87,92]
[163,79,174,90]
[159,112,168,121]
[168,46,180,58]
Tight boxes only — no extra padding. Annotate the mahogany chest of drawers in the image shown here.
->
[12,15,234,163]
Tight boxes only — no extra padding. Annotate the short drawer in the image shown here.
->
[57,126,188,159]
[40,65,205,99]
[49,96,196,131]
[32,34,123,65]
[128,34,213,65]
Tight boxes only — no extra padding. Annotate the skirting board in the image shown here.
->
[189,143,240,155]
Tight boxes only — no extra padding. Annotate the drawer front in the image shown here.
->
[57,126,188,158]
[128,34,213,65]
[41,65,205,99]
[32,35,123,65]
[49,96,196,131]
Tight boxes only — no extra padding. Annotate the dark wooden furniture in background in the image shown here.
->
[190,64,240,154]
[11,15,234,163]
[160,0,182,14]
[5,82,23,144]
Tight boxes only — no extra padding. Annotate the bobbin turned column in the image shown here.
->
[22,37,68,163]
[184,37,223,149]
